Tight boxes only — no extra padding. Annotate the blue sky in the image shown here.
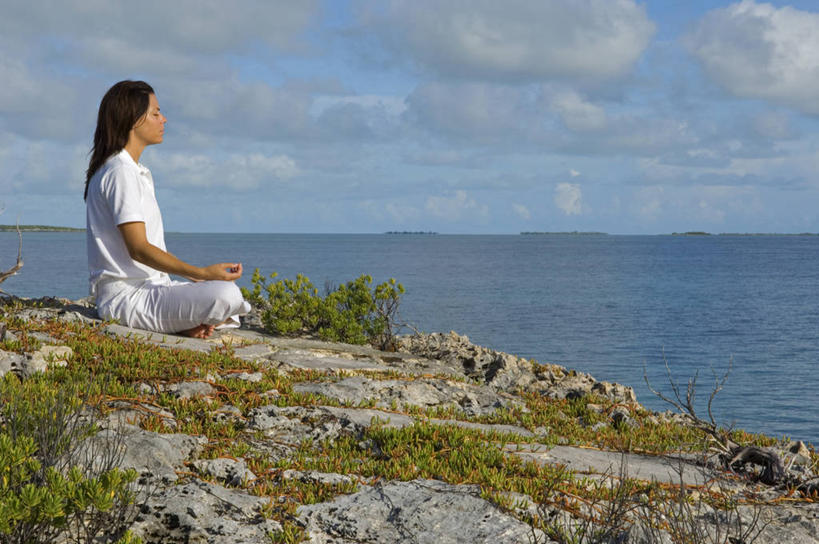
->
[3,0,819,234]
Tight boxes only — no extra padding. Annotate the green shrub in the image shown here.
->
[242,270,405,350]
[0,374,142,544]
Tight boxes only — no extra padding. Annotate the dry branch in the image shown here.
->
[0,221,23,293]
[644,357,785,486]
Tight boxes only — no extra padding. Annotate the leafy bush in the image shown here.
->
[242,270,405,350]
[0,374,142,544]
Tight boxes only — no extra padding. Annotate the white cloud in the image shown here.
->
[634,186,665,220]
[549,90,607,132]
[311,95,407,117]
[554,183,583,215]
[686,1,819,113]
[570,169,581,177]
[0,2,319,64]
[359,200,420,224]
[512,203,531,220]
[405,82,534,143]
[159,153,298,190]
[363,0,655,82]
[425,190,488,221]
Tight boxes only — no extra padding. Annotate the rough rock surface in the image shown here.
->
[297,479,547,544]
[84,425,207,483]
[398,331,637,402]
[130,479,281,543]
[293,375,520,416]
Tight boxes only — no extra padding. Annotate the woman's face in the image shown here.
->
[131,93,166,147]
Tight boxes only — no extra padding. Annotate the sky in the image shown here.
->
[3,0,819,234]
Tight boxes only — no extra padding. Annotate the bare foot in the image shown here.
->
[179,324,215,338]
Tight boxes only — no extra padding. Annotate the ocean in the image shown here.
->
[2,231,818,445]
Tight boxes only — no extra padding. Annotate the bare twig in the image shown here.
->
[0,220,24,293]
[644,356,786,486]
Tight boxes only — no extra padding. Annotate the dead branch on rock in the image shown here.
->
[0,221,23,295]
[635,456,771,544]
[644,357,785,486]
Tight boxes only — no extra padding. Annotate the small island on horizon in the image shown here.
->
[384,231,438,235]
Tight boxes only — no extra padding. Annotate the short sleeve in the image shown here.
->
[100,166,145,226]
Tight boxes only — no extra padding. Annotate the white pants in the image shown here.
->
[96,277,251,334]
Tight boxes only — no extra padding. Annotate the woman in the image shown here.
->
[85,80,250,338]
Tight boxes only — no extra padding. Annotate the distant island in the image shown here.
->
[520,231,607,235]
[672,231,819,236]
[384,231,438,235]
[0,225,84,232]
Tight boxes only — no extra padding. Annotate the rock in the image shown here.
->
[22,345,72,376]
[164,381,216,400]
[0,349,25,377]
[224,371,264,382]
[281,470,362,487]
[248,404,414,446]
[272,348,386,372]
[788,441,813,466]
[293,376,519,416]
[232,343,275,361]
[129,479,281,543]
[397,331,539,391]
[505,444,719,487]
[398,331,636,403]
[611,406,637,428]
[0,322,5,340]
[213,404,244,424]
[298,479,545,544]
[107,401,177,429]
[426,418,535,438]
[192,457,257,487]
[92,424,207,483]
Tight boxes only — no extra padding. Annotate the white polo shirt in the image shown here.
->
[86,149,169,297]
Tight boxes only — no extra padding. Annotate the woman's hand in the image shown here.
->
[199,262,243,281]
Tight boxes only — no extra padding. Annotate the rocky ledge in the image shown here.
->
[1,298,818,543]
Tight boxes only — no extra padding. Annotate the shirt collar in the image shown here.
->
[116,148,150,175]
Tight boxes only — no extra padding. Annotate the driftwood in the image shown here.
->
[727,445,785,485]
[644,358,785,486]
[0,222,23,293]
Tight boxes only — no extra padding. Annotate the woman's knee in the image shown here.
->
[209,281,246,313]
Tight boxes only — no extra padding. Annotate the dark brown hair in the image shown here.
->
[84,80,155,200]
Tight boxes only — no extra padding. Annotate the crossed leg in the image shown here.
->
[100,280,251,336]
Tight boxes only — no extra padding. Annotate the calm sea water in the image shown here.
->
[2,231,818,445]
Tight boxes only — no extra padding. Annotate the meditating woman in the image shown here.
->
[85,80,250,338]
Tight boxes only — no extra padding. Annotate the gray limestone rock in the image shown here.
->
[505,444,719,487]
[106,401,178,429]
[100,425,207,482]
[129,479,281,543]
[293,376,519,416]
[398,331,637,403]
[272,348,386,372]
[192,457,257,487]
[298,479,545,543]
[281,470,363,488]
[247,404,413,446]
[224,370,264,382]
[0,348,25,377]
[21,345,72,377]
[164,380,216,400]
[426,418,535,438]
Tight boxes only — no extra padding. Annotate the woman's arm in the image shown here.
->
[118,221,242,281]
